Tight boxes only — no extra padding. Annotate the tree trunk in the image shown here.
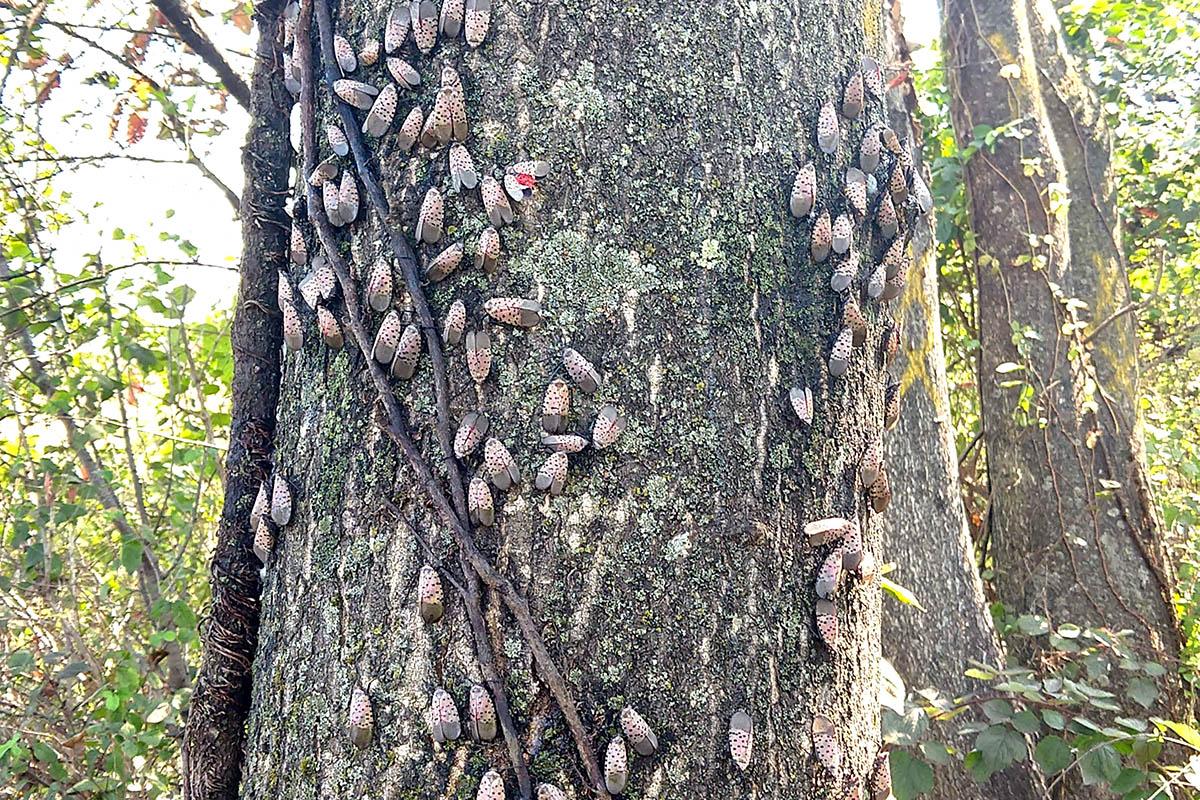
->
[234,0,910,797]
[943,0,1182,713]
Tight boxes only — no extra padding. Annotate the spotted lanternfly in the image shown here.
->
[468,684,497,741]
[542,378,570,434]
[465,329,491,383]
[439,66,468,141]
[831,212,853,255]
[415,188,444,244]
[790,162,817,218]
[817,99,840,154]
[880,126,902,155]
[828,326,854,378]
[271,474,292,526]
[504,160,550,203]
[535,451,569,496]
[363,83,397,137]
[870,747,892,800]
[420,93,451,149]
[333,78,378,110]
[483,437,521,490]
[304,257,337,308]
[481,176,515,227]
[883,380,900,430]
[845,167,868,218]
[252,516,274,564]
[843,294,867,346]
[289,102,301,152]
[454,411,489,458]
[876,191,898,240]
[484,297,541,327]
[889,161,908,208]
[417,564,444,623]
[604,736,628,794]
[816,598,837,648]
[867,261,886,300]
[882,321,900,365]
[592,405,626,450]
[881,267,906,302]
[333,34,357,73]
[360,38,380,66]
[897,142,915,175]
[811,208,832,263]
[812,714,841,779]
[323,180,342,227]
[289,222,307,266]
[804,516,856,546]
[860,438,883,489]
[911,169,933,215]
[860,127,882,173]
[815,545,842,599]
[348,683,374,748]
[410,0,438,54]
[396,106,423,152]
[862,55,884,97]
[387,57,421,89]
[475,226,501,273]
[541,433,589,453]
[278,268,294,307]
[317,306,344,350]
[831,248,860,292]
[283,49,301,95]
[537,785,566,800]
[729,710,753,771]
[884,237,908,283]
[869,467,891,513]
[440,0,464,36]
[308,156,338,187]
[620,706,659,756]
[841,515,864,571]
[842,71,864,119]
[385,3,410,52]
[281,297,303,351]
[372,310,403,365]
[449,144,479,192]
[367,260,393,312]
[476,769,505,800]
[469,476,494,526]
[465,0,490,47]
[443,298,466,345]
[338,172,359,225]
[429,688,461,743]
[789,385,814,425]
[563,347,601,393]
[250,481,268,531]
[391,323,421,379]
[426,243,464,283]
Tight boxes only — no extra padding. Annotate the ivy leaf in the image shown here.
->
[1034,735,1072,774]
[1079,742,1122,786]
[890,749,935,800]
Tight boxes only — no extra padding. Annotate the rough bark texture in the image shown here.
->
[181,2,288,797]
[240,0,904,797]
[944,0,1181,712]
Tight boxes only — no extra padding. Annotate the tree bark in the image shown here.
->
[238,0,908,796]
[943,0,1182,714]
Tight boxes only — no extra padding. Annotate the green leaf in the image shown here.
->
[1126,677,1158,709]
[1110,768,1146,794]
[1035,735,1072,774]
[1152,717,1200,750]
[983,699,1013,722]
[1079,742,1122,786]
[977,725,1027,771]
[921,740,952,766]
[890,749,935,800]
[120,538,143,574]
[1012,710,1041,734]
[881,576,926,611]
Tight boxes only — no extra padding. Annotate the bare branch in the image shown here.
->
[150,0,252,109]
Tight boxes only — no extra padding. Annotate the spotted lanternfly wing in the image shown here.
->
[845,167,868,218]
[876,191,898,240]
[421,90,452,148]
[860,128,882,173]
[282,49,299,94]
[385,3,411,52]
[562,347,600,393]
[298,264,323,310]
[387,57,421,89]
[314,257,336,301]
[860,438,883,489]
[333,78,378,110]
[881,266,907,302]
[510,159,549,182]
[465,329,491,383]
[441,66,468,141]
[504,173,531,203]
[862,54,884,97]
[360,38,380,66]
[363,83,397,137]
[476,769,505,800]
[897,143,914,175]
[367,259,393,312]
[396,106,423,152]
[425,242,464,283]
[843,294,867,346]
[323,179,342,226]
[541,433,588,453]
[880,126,902,155]
[592,404,626,450]
[417,563,444,623]
[870,747,892,800]
[537,785,566,800]
[884,380,900,430]
[484,297,541,327]
[541,378,570,434]
[620,705,659,756]
[391,323,421,379]
[317,305,344,350]
[308,155,338,187]
[789,385,814,425]
[790,162,816,218]
[464,0,490,47]
[815,545,842,599]
[534,451,568,496]
[289,102,301,152]
[250,481,268,531]
[468,475,494,526]
[454,411,489,458]
[290,222,307,266]
[831,248,860,292]
[867,261,886,299]
[333,34,357,73]
[278,267,294,307]
[804,516,855,546]
[842,71,864,119]
[252,516,274,564]
[831,212,853,255]
[888,161,908,208]
[348,684,374,748]
[429,688,461,743]
[449,143,478,192]
[443,298,466,345]
[729,710,753,771]
[440,0,464,36]
[816,598,837,648]
[812,714,841,779]
[481,176,515,227]
[828,326,854,378]
[415,188,444,244]
[410,0,438,54]
[882,320,900,365]
[281,297,303,351]
[483,437,521,490]
[326,123,349,158]
[911,169,933,215]
[811,208,832,263]
[604,736,628,794]
[475,226,501,273]
[468,684,497,741]
[338,172,359,225]
[270,474,292,526]
[817,99,839,154]
[869,466,891,513]
[372,310,403,365]
[841,516,864,571]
